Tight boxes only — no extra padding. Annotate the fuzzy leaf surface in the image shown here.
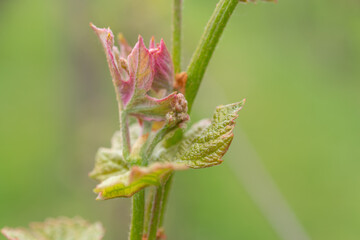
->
[1,217,104,240]
[94,163,186,200]
[92,24,186,122]
[156,101,244,168]
[150,39,174,94]
[89,148,128,182]
[176,101,244,168]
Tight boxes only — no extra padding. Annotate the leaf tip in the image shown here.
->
[138,35,145,46]
[149,36,156,49]
[96,193,104,201]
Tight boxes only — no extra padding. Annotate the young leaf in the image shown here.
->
[90,24,133,106]
[89,147,129,182]
[90,124,146,182]
[1,217,104,240]
[127,92,189,123]
[91,24,187,123]
[175,100,245,168]
[127,36,155,103]
[154,119,211,162]
[94,162,186,200]
[150,39,174,94]
[155,100,245,168]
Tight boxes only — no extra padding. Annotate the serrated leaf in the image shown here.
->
[175,101,245,168]
[154,119,211,162]
[1,217,104,240]
[94,163,186,200]
[155,101,245,168]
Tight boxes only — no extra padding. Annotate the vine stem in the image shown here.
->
[120,111,131,160]
[153,0,184,233]
[172,0,182,73]
[129,190,145,240]
[158,173,174,228]
[141,126,171,166]
[127,119,145,240]
[147,184,165,240]
[130,0,239,238]
[154,0,240,235]
[185,0,239,111]
[144,188,155,235]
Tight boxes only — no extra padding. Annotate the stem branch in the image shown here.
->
[141,125,173,166]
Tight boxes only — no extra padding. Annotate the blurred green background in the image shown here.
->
[1,0,360,239]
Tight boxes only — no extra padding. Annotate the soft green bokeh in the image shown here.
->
[1,0,359,239]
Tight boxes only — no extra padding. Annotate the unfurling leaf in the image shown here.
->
[91,24,188,123]
[1,217,104,240]
[127,92,187,122]
[127,36,154,102]
[89,125,187,200]
[150,38,174,94]
[90,24,133,105]
[155,100,245,168]
[94,162,186,200]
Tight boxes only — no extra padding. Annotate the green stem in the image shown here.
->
[147,186,164,240]
[129,190,145,240]
[158,173,174,228]
[144,187,155,235]
[120,111,131,160]
[131,127,173,239]
[185,0,239,111]
[141,126,172,166]
[172,0,183,73]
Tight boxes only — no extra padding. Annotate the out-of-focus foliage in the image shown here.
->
[2,217,104,240]
[1,0,360,240]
